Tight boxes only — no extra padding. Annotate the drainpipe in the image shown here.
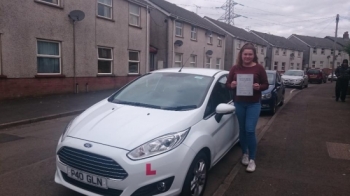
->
[172,17,178,67]
[0,34,3,75]
[146,5,149,73]
[73,20,77,93]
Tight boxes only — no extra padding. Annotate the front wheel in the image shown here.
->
[180,152,209,196]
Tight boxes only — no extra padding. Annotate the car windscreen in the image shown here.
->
[284,70,304,76]
[109,72,213,110]
[307,70,321,74]
[267,73,275,85]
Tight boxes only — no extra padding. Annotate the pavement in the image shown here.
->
[0,89,118,129]
[222,82,350,196]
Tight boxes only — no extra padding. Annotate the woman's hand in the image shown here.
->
[253,83,260,90]
[231,81,237,88]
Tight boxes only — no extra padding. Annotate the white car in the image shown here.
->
[55,68,239,196]
[281,70,308,89]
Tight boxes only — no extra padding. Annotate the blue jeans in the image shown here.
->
[234,102,261,160]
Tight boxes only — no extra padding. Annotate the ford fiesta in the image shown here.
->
[55,68,240,196]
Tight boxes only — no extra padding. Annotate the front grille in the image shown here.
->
[61,172,123,196]
[58,146,128,180]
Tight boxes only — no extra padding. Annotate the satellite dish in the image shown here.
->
[206,50,213,56]
[174,40,183,47]
[69,10,85,22]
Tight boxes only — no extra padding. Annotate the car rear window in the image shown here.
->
[307,70,321,74]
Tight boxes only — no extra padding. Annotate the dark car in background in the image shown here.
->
[261,70,285,115]
[307,69,327,83]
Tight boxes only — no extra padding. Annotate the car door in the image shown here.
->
[202,75,237,164]
[275,73,283,103]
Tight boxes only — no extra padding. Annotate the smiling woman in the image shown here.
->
[110,72,213,110]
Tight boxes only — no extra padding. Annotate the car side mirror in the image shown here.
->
[215,104,235,123]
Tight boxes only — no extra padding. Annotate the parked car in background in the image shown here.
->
[307,69,327,83]
[281,70,308,89]
[328,74,337,81]
[261,70,285,115]
[55,68,240,196]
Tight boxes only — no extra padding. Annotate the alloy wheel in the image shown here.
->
[190,159,207,196]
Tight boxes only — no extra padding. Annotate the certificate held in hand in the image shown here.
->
[236,74,254,96]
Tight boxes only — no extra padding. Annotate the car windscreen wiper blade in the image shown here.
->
[163,105,198,111]
[114,100,161,109]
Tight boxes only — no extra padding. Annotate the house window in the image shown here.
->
[313,48,317,54]
[330,61,333,66]
[98,0,113,19]
[98,47,113,74]
[216,58,221,69]
[320,61,324,68]
[237,41,241,49]
[191,26,197,40]
[290,63,294,69]
[261,48,264,54]
[331,49,334,55]
[218,37,222,47]
[298,52,301,57]
[207,33,213,44]
[282,49,286,56]
[321,48,325,55]
[312,61,316,67]
[175,53,183,67]
[37,40,61,74]
[338,51,342,56]
[129,51,140,74]
[190,55,197,67]
[206,57,211,68]
[275,48,279,55]
[274,62,278,70]
[175,22,183,37]
[129,4,140,26]
[38,0,59,5]
[282,62,285,70]
[297,63,300,69]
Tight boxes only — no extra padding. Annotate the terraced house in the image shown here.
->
[251,31,304,72]
[146,0,226,70]
[0,0,151,100]
[204,17,268,70]
[288,34,349,72]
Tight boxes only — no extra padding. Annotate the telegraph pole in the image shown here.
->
[331,14,339,83]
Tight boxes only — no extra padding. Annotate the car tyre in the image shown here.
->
[270,100,277,115]
[180,152,209,196]
[278,94,285,106]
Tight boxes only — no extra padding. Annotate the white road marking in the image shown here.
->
[290,89,297,94]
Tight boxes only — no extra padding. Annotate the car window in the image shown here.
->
[307,70,320,74]
[267,73,275,85]
[284,70,304,76]
[110,72,213,110]
[204,75,232,118]
[277,73,281,83]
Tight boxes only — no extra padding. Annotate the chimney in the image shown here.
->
[343,31,349,39]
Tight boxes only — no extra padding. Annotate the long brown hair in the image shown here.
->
[236,42,259,68]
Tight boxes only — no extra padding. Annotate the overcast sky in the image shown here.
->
[166,0,350,38]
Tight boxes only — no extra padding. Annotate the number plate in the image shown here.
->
[67,167,108,189]
[310,75,317,78]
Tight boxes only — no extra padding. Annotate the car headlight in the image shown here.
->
[61,119,74,142]
[127,128,190,160]
[261,93,272,100]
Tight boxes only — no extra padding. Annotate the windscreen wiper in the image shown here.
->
[163,105,197,111]
[114,100,161,109]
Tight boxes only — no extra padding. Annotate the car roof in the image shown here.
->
[266,70,277,73]
[152,68,228,77]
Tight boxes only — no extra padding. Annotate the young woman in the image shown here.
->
[226,43,269,172]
